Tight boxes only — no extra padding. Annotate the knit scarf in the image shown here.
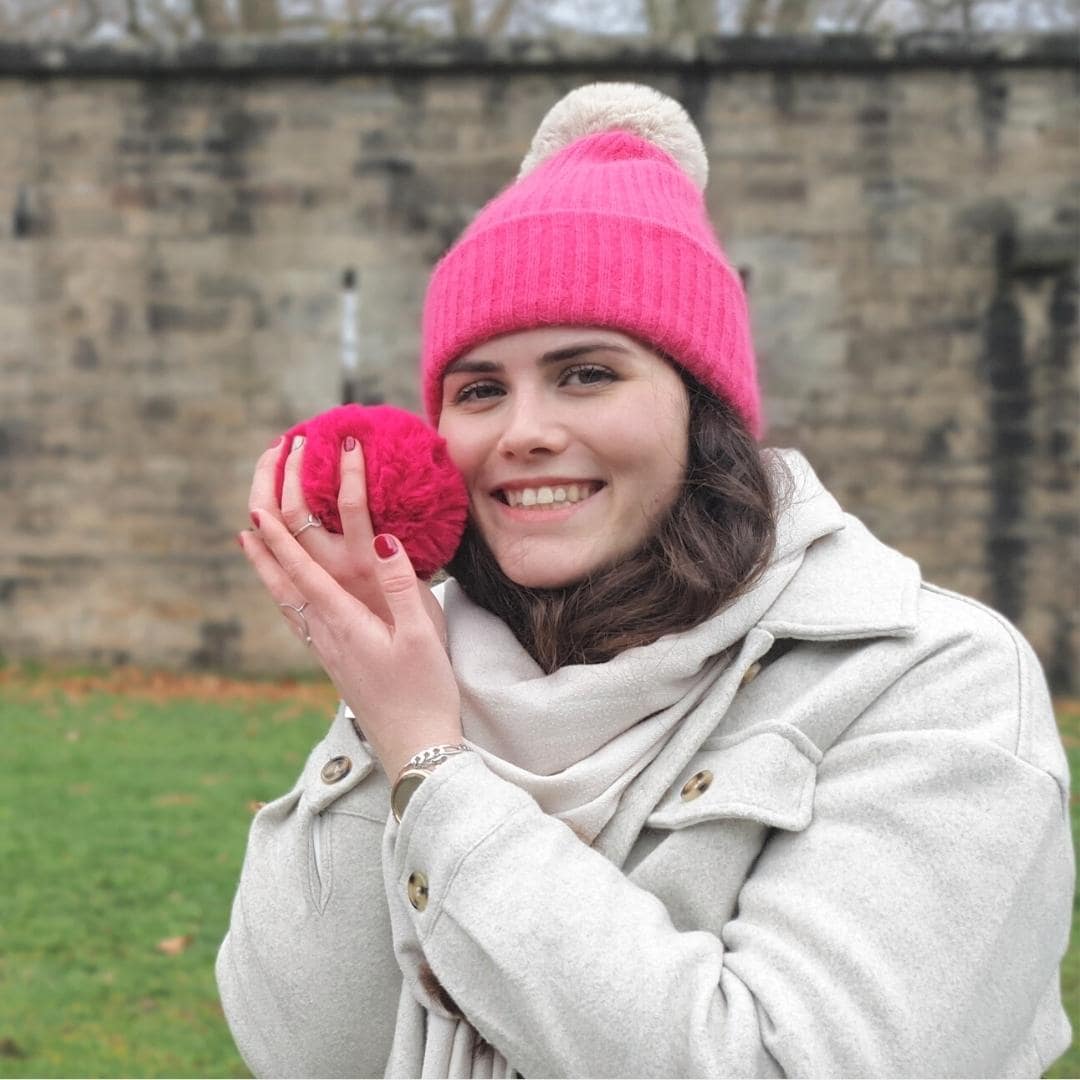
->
[381,449,845,1079]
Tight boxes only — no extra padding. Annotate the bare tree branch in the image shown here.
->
[238,0,282,32]
[854,0,890,30]
[776,0,812,30]
[192,0,237,34]
[0,0,1072,42]
[739,0,770,32]
[450,0,472,33]
[683,0,719,32]
[483,0,517,35]
[642,0,670,35]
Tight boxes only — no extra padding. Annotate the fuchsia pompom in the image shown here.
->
[274,404,468,580]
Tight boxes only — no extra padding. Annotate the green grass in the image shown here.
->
[0,669,1077,1077]
[1047,700,1080,1079]
[0,669,335,1079]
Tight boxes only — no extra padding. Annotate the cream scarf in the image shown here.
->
[381,450,845,1079]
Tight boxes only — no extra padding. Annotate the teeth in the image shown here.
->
[503,483,598,509]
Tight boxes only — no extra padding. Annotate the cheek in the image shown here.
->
[636,400,689,509]
[438,421,481,480]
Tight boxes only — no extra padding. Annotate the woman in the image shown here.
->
[218,84,1073,1078]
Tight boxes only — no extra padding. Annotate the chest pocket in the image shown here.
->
[645,724,821,833]
[630,726,822,935]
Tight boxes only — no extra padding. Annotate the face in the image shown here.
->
[438,326,690,589]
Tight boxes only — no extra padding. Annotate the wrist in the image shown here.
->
[381,725,465,781]
[390,742,472,823]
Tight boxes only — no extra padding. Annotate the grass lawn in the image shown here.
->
[0,668,335,1079]
[0,667,1077,1078]
[1049,700,1080,1080]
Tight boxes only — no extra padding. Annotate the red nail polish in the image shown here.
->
[344,435,357,452]
[373,534,398,560]
[268,435,283,449]
[250,511,261,529]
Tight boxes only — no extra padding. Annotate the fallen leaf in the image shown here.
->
[65,729,80,742]
[1,665,338,709]
[153,793,196,807]
[156,934,193,956]
[247,800,266,814]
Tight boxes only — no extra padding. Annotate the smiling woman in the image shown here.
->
[218,82,1074,1080]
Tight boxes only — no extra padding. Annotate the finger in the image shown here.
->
[338,436,376,563]
[371,533,428,635]
[280,435,324,542]
[253,509,375,635]
[238,530,312,644]
[249,436,287,522]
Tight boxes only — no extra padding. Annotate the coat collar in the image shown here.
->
[759,450,921,642]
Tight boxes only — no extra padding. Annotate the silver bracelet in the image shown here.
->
[391,743,471,822]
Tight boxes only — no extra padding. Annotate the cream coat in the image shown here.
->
[216,467,1073,1079]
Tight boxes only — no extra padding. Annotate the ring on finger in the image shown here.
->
[291,513,323,538]
[279,600,313,646]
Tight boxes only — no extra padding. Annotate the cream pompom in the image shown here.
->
[518,82,708,192]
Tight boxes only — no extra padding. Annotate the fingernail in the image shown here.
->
[236,532,245,549]
[268,435,283,449]
[373,534,399,560]
[250,511,261,529]
[344,435,357,452]
[291,435,305,452]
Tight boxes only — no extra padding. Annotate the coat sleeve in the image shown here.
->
[387,629,1074,1078]
[215,703,401,1080]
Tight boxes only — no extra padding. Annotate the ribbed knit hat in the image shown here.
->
[421,83,762,438]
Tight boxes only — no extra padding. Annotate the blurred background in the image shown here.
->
[0,0,1076,684]
[0,1,1077,1076]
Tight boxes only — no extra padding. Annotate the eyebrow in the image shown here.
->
[444,340,633,376]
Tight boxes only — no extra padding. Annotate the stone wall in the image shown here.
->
[1,36,1077,688]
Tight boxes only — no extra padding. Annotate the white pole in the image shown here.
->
[341,267,359,404]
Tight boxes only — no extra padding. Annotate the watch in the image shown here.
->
[391,743,471,823]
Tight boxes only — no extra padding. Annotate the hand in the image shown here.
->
[239,512,463,781]
[249,435,447,647]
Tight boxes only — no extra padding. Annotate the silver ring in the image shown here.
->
[291,513,323,538]
[278,600,312,645]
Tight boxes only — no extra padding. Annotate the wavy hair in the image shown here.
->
[444,369,786,674]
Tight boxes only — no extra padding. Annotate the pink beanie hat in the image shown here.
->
[421,83,762,438]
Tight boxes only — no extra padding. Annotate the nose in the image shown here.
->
[495,394,569,459]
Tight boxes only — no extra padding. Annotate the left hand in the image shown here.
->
[239,512,463,780]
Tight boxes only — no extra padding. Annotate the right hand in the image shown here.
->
[248,434,448,647]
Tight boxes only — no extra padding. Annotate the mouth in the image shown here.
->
[491,481,605,510]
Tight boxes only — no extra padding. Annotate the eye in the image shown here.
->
[561,364,615,387]
[452,380,504,404]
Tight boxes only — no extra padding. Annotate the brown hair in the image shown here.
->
[445,370,786,674]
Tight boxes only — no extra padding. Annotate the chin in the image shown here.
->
[505,568,586,590]
[497,557,593,591]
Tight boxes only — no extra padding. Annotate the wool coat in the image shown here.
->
[216,467,1074,1079]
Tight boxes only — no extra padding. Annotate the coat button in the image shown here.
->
[740,661,762,687]
[681,769,714,801]
[320,756,351,784]
[407,871,429,911]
